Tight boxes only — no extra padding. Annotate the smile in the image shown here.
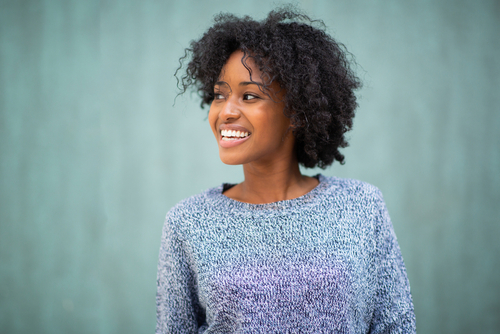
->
[219,129,251,148]
[221,129,250,140]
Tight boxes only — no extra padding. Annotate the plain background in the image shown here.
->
[1,0,499,333]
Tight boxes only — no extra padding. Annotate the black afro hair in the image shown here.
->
[177,6,361,168]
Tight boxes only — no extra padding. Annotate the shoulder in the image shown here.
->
[162,184,229,235]
[319,175,384,202]
[316,175,388,223]
[166,185,224,220]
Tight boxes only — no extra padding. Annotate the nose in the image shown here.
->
[219,97,240,122]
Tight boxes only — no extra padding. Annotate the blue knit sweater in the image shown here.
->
[156,175,416,333]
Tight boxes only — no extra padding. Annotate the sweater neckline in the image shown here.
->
[216,174,329,210]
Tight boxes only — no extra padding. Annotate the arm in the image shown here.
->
[369,190,416,334]
[156,212,204,334]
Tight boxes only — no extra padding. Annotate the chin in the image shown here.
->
[219,156,244,166]
[218,152,251,166]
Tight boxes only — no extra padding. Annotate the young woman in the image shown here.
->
[156,8,416,333]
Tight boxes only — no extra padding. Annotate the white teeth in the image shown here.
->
[221,129,250,139]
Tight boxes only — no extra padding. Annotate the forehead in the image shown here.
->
[216,51,284,98]
[217,50,261,82]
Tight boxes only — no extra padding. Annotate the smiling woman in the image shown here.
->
[208,50,309,203]
[156,6,416,333]
[209,51,293,166]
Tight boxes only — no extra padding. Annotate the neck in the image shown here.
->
[226,155,319,204]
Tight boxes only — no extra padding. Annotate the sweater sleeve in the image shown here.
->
[155,211,204,334]
[369,190,416,334]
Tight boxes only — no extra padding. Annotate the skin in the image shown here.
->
[208,50,319,204]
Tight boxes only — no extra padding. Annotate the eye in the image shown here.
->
[213,93,224,100]
[243,94,259,101]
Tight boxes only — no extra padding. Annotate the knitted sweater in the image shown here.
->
[155,175,416,333]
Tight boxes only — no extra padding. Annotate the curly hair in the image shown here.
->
[177,7,361,168]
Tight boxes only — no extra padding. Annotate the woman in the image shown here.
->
[156,7,416,333]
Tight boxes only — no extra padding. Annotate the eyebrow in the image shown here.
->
[239,81,264,87]
[214,80,264,87]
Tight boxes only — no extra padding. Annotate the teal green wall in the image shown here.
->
[1,0,499,333]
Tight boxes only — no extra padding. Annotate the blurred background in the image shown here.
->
[1,0,499,333]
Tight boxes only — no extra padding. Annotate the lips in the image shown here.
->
[218,125,251,148]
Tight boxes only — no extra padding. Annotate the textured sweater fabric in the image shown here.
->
[156,175,416,333]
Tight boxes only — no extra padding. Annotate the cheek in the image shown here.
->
[269,109,290,135]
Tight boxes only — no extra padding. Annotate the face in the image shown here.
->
[208,50,295,166]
